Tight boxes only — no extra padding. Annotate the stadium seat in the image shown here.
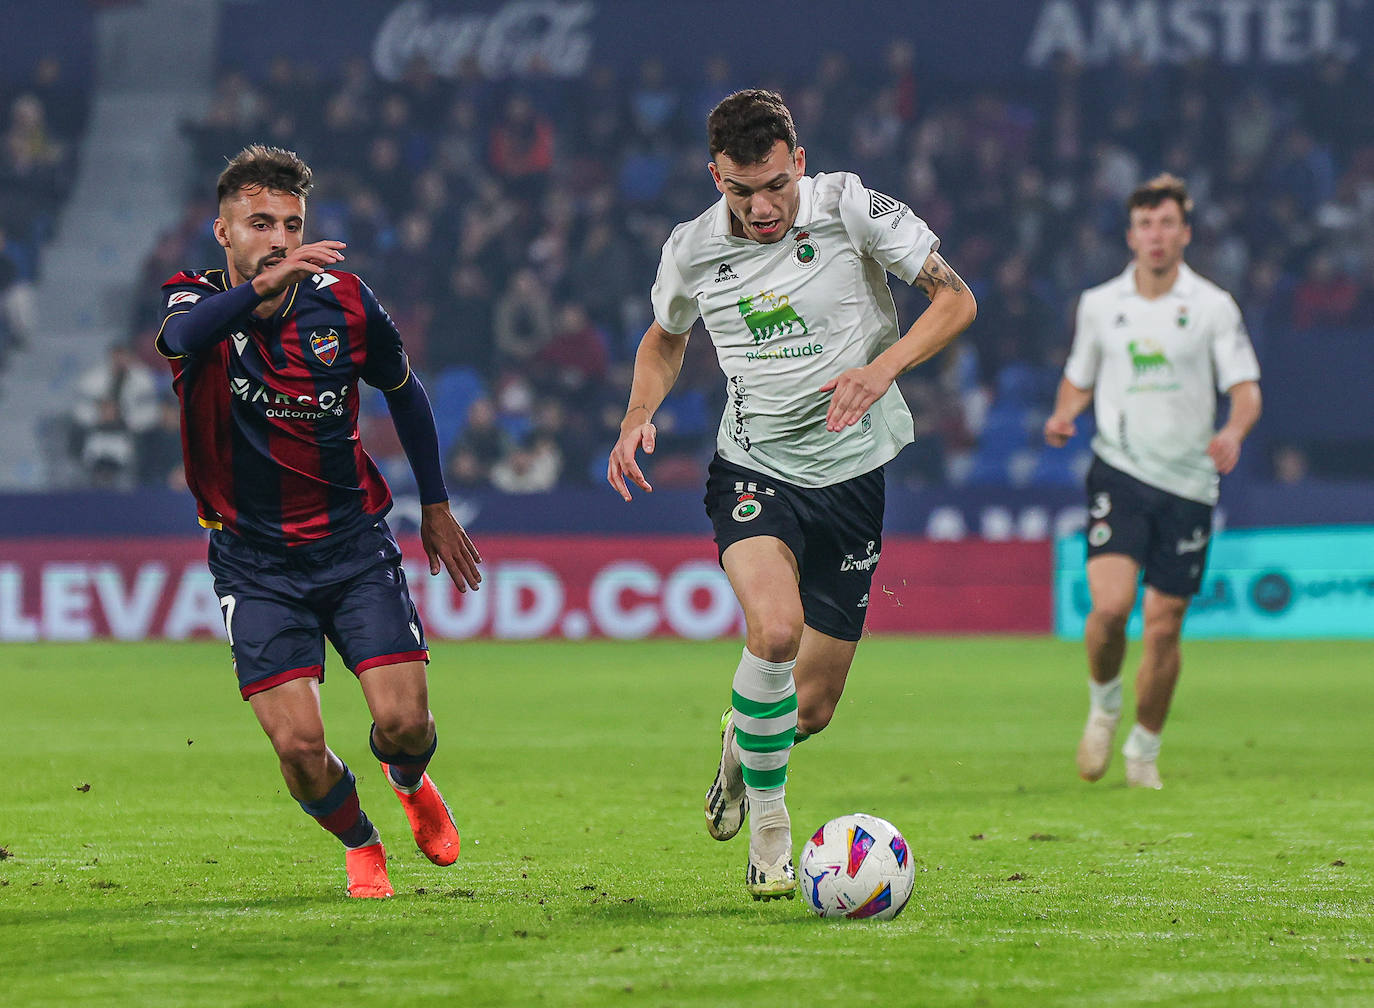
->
[428,367,487,456]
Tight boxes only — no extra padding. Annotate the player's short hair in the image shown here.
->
[707,89,797,165]
[1127,172,1192,225]
[217,144,313,205]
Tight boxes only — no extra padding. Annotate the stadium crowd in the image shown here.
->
[47,46,1374,493]
[0,55,86,375]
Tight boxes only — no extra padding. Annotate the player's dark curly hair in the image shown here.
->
[216,144,313,204]
[1127,172,1192,225]
[707,89,797,165]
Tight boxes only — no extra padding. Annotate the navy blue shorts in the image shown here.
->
[207,518,428,699]
[1084,457,1214,598]
[704,454,885,642]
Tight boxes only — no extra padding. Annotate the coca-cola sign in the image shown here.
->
[373,0,595,81]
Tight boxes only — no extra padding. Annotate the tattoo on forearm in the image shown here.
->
[915,253,966,300]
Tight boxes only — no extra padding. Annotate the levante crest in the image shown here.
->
[310,328,340,366]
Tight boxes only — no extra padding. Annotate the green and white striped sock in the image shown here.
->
[730,647,797,814]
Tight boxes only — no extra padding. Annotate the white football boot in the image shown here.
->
[1076,708,1120,782]
[704,708,747,841]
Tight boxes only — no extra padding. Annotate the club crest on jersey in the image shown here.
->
[310,328,340,366]
[793,231,819,268]
[732,493,763,522]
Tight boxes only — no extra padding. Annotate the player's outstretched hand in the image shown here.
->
[252,240,347,298]
[607,420,655,502]
[821,364,892,432]
[420,501,483,592]
[1044,414,1076,447]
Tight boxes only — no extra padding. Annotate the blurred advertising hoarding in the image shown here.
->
[1055,525,1374,639]
[0,535,1049,642]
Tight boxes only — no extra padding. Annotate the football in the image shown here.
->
[799,813,915,920]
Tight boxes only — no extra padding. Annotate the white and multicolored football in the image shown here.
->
[799,813,915,920]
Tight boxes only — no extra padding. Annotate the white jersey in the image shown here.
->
[1064,262,1260,504]
[651,172,938,488]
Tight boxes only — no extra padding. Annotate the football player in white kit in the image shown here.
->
[1044,174,1261,790]
[607,90,976,900]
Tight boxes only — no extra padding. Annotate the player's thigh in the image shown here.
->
[1086,554,1141,619]
[358,659,431,734]
[721,535,804,631]
[247,676,327,755]
[324,528,429,677]
[794,467,885,644]
[208,533,327,699]
[1142,494,1213,598]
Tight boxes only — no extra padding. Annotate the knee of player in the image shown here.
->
[1089,604,1132,633]
[373,710,434,751]
[747,621,802,663]
[271,730,328,771]
[1142,613,1184,646]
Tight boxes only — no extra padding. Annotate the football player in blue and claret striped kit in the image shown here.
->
[157,145,483,898]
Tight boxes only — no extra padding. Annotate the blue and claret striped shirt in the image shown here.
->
[157,267,410,551]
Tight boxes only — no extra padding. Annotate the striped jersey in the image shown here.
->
[157,268,409,550]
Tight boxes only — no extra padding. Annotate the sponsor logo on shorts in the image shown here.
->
[1089,521,1112,546]
[857,592,869,609]
[840,540,881,572]
[1177,527,1209,555]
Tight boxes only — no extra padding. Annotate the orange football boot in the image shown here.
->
[383,766,461,866]
[345,841,394,898]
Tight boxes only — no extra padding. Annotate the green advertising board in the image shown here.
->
[1055,525,1374,639]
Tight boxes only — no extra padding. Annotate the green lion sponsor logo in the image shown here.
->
[1127,339,1181,392]
[1128,339,1171,375]
[738,291,809,345]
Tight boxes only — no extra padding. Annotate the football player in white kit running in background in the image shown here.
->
[1044,173,1261,790]
[607,90,976,900]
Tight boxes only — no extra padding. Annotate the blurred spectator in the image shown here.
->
[488,93,554,197]
[968,252,1056,388]
[1271,443,1311,486]
[493,267,555,372]
[0,225,33,365]
[137,399,186,490]
[490,435,561,494]
[537,302,610,395]
[1290,252,1359,331]
[0,92,66,248]
[444,397,511,486]
[70,342,161,477]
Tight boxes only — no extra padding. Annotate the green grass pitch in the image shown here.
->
[3,636,1374,1006]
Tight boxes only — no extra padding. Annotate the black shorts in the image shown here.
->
[207,518,428,699]
[1084,457,1214,598]
[704,454,885,642]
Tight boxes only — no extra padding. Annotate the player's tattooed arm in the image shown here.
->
[914,252,967,301]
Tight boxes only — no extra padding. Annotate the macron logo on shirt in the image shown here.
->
[312,272,340,290]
